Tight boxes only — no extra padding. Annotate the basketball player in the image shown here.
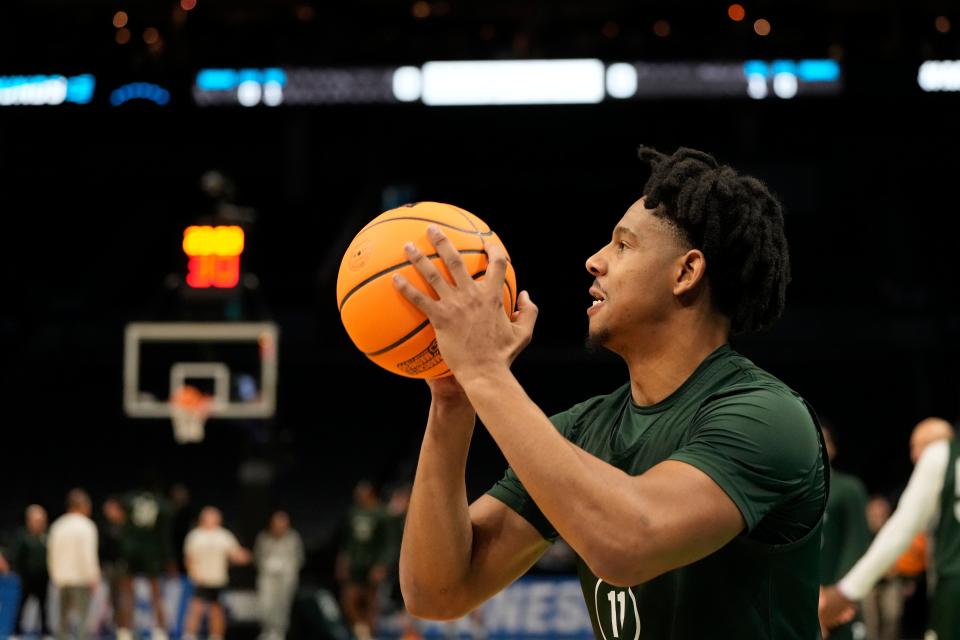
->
[819,424,871,640]
[820,417,957,639]
[394,147,827,638]
[336,481,389,640]
[9,504,52,639]
[117,488,174,640]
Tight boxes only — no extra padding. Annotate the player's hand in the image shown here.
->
[426,375,469,403]
[394,226,537,385]
[819,585,857,631]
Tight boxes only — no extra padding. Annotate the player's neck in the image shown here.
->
[622,315,728,407]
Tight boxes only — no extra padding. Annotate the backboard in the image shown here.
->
[123,322,278,421]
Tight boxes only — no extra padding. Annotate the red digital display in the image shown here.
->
[183,226,244,289]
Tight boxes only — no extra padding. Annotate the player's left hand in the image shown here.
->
[818,585,857,632]
[394,225,538,384]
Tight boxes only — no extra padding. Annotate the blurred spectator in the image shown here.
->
[336,481,389,640]
[48,489,99,640]
[254,510,304,640]
[169,483,197,574]
[819,424,871,640]
[98,497,127,639]
[118,489,173,640]
[183,507,251,640]
[10,504,52,639]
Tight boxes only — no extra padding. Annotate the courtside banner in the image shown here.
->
[382,575,594,639]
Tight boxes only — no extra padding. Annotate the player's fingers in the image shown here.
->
[513,291,540,346]
[404,242,452,297]
[483,240,509,294]
[513,291,539,335]
[392,273,438,315]
[838,606,857,625]
[426,226,472,288]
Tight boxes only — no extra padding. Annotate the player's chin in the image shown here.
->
[585,324,611,351]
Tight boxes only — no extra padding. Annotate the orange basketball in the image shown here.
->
[336,202,517,379]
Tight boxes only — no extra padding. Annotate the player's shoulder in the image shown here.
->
[696,366,820,462]
[700,355,812,423]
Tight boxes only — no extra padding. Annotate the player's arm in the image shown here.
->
[463,374,744,586]
[400,384,550,620]
[840,442,947,596]
[227,534,252,565]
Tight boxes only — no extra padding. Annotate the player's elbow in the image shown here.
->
[399,565,473,620]
[581,532,664,587]
[401,581,473,621]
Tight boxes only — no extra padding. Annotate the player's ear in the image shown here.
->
[673,249,706,296]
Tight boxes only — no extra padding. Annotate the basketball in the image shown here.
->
[336,202,517,379]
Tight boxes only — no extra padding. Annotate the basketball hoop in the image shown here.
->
[169,385,213,444]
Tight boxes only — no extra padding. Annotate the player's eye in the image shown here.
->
[616,241,627,253]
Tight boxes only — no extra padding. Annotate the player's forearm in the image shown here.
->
[400,397,478,611]
[461,370,658,584]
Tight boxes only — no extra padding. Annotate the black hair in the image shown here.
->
[638,146,790,334]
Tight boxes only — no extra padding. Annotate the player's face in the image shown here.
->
[585,198,688,352]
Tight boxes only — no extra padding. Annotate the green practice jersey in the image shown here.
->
[819,469,870,640]
[489,345,828,640]
[820,469,870,584]
[121,491,174,573]
[935,439,960,579]
[343,505,389,579]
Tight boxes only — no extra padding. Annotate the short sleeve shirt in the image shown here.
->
[184,526,239,588]
[488,344,827,639]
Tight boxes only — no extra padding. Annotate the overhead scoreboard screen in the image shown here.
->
[190,59,843,107]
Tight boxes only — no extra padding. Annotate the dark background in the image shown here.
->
[0,0,958,589]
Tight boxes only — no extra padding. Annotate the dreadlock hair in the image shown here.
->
[638,146,790,335]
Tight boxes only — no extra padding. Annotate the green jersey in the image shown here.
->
[343,505,389,581]
[10,528,47,582]
[819,469,870,640]
[489,345,828,640]
[820,469,870,584]
[935,439,960,578]
[121,491,174,574]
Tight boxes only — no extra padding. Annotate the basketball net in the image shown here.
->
[169,385,213,444]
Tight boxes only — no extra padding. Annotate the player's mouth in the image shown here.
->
[588,285,607,315]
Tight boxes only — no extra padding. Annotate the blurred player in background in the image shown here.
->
[821,417,957,639]
[397,147,827,639]
[336,481,389,640]
[169,484,197,574]
[254,510,304,640]
[384,484,420,639]
[117,488,174,640]
[47,489,99,640]
[98,497,127,638]
[183,506,251,640]
[9,504,52,639]
[819,423,871,640]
